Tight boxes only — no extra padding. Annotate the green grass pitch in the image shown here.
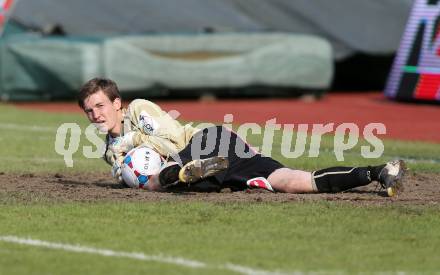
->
[0,104,439,274]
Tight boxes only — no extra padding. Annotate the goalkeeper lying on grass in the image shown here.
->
[78,77,406,196]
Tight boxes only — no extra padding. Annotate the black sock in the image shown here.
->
[370,164,386,181]
[158,164,181,188]
[312,165,385,193]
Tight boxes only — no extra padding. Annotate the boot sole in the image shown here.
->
[386,160,407,197]
[178,156,229,183]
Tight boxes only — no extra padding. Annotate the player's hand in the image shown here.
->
[111,162,123,184]
[109,131,136,159]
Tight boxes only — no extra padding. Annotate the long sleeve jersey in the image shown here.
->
[103,99,200,166]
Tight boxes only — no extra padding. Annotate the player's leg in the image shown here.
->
[267,168,314,193]
[158,126,231,189]
[159,124,265,191]
[178,156,229,183]
[158,157,229,188]
[268,165,380,193]
[268,160,406,196]
[310,165,385,193]
[311,160,406,196]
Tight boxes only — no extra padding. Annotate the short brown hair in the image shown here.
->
[78,78,121,109]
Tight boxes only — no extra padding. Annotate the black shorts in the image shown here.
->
[176,126,285,191]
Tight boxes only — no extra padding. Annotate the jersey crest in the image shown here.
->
[139,111,159,135]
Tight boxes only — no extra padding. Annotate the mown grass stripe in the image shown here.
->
[0,235,297,275]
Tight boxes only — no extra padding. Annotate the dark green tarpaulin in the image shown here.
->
[0,32,333,101]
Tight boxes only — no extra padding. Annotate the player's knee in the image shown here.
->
[268,168,314,193]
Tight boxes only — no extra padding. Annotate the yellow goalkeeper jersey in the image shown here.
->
[104,99,200,165]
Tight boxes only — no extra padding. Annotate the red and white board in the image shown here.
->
[0,0,15,36]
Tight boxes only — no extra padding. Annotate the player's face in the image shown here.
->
[83,90,122,135]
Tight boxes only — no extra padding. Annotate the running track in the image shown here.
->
[13,92,440,143]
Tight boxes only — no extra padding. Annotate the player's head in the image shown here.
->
[78,77,121,109]
[78,78,123,135]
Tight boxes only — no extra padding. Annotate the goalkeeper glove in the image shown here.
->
[109,131,136,162]
[111,161,123,184]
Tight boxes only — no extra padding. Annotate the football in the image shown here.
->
[121,146,164,188]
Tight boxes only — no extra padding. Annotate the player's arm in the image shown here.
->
[108,131,182,184]
[126,99,194,149]
[110,99,189,159]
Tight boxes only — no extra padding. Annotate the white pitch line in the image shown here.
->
[0,156,94,163]
[0,235,412,275]
[0,123,82,134]
[0,123,56,132]
[224,263,294,275]
[0,235,295,275]
[0,156,61,162]
[0,235,205,268]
